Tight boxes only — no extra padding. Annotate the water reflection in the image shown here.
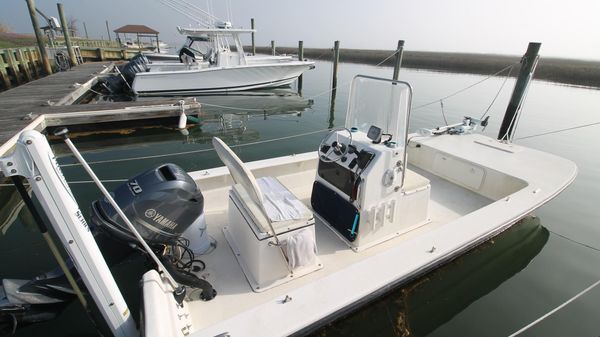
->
[48,88,314,155]
[0,183,35,236]
[312,217,549,337]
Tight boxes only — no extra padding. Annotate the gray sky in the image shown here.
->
[2,0,599,60]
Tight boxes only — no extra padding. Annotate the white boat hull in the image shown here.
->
[140,133,577,337]
[132,62,313,96]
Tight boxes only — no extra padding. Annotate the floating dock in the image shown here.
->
[0,62,198,157]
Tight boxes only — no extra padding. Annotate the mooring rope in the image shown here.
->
[514,121,600,140]
[57,128,332,168]
[374,49,401,67]
[508,279,600,336]
[412,63,517,110]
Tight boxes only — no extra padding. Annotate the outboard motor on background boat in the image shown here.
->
[90,163,214,254]
[120,53,150,83]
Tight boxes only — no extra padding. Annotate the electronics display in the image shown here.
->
[317,160,358,197]
[367,125,383,143]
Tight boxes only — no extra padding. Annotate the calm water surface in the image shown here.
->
[0,59,598,336]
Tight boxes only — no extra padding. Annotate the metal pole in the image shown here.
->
[25,0,53,75]
[271,40,275,56]
[10,176,88,309]
[497,42,541,141]
[392,40,405,81]
[250,18,256,56]
[57,3,77,66]
[105,20,111,41]
[83,21,89,39]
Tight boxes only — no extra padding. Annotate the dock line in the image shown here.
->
[508,279,600,336]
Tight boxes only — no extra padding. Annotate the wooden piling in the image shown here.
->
[331,40,340,92]
[57,3,78,66]
[25,0,53,75]
[498,42,541,141]
[96,48,105,61]
[251,18,256,56]
[106,20,111,41]
[6,50,23,85]
[16,49,33,82]
[297,40,304,94]
[392,40,405,81]
[0,51,12,89]
[271,40,276,56]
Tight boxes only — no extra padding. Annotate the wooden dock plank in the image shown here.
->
[0,61,198,160]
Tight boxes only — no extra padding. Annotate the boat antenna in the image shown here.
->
[54,128,185,299]
[158,0,222,28]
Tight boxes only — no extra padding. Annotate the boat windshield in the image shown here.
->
[187,37,214,57]
[345,75,411,146]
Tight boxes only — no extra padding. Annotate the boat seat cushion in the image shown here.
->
[232,177,313,235]
[403,169,430,192]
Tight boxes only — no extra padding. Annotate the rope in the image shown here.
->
[412,63,517,110]
[549,229,600,253]
[508,279,600,336]
[375,49,401,67]
[57,128,332,168]
[480,65,514,120]
[514,121,600,140]
[439,100,448,126]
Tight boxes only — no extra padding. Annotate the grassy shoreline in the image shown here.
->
[257,46,600,88]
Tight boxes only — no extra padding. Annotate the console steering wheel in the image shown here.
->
[318,128,353,163]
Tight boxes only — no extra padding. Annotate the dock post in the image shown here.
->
[498,42,541,141]
[331,40,340,92]
[0,50,12,89]
[106,20,112,42]
[96,48,105,61]
[392,40,405,81]
[329,40,340,128]
[83,22,89,39]
[297,40,304,94]
[16,49,33,82]
[271,40,276,56]
[25,0,53,75]
[251,18,256,56]
[57,3,78,66]
[6,50,23,85]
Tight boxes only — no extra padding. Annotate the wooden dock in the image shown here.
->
[0,61,198,157]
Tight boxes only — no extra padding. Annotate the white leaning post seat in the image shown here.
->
[212,137,322,292]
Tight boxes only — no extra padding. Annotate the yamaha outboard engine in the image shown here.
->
[91,163,213,253]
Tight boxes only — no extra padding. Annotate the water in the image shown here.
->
[1,60,599,336]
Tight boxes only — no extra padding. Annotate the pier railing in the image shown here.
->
[0,45,140,91]
[0,47,44,90]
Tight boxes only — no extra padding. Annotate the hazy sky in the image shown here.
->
[2,0,599,60]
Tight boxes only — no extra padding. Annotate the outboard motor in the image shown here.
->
[91,163,217,300]
[91,163,213,253]
[120,53,150,83]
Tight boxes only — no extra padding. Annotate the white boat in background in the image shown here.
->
[125,23,314,96]
[0,74,577,337]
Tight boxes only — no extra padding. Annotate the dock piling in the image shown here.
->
[271,40,276,56]
[298,40,304,94]
[251,18,256,56]
[392,40,405,81]
[331,40,340,92]
[25,0,52,75]
[498,42,541,141]
[57,3,78,66]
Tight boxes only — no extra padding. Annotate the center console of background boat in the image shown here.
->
[311,76,431,251]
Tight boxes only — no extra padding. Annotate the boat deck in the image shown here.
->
[188,163,492,331]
